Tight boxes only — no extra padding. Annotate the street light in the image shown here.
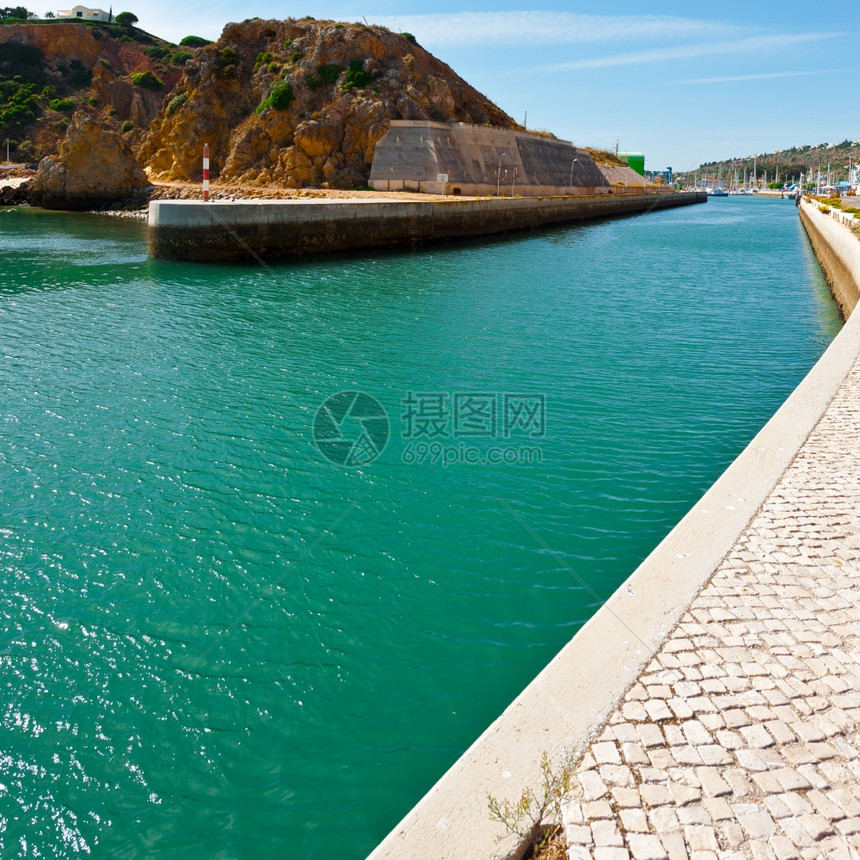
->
[496,152,506,197]
[568,157,579,194]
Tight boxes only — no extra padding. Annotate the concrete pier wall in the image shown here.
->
[367,193,860,860]
[799,197,860,317]
[147,191,705,261]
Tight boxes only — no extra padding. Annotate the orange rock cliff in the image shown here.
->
[138,17,519,188]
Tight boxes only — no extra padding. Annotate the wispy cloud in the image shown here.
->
[538,32,838,71]
[675,69,845,84]
[371,11,742,48]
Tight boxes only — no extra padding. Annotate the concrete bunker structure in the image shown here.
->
[369,121,611,196]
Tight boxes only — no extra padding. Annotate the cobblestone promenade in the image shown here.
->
[565,359,860,859]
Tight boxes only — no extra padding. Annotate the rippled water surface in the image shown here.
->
[0,197,841,857]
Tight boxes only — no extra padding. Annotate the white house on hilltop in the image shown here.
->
[57,6,112,21]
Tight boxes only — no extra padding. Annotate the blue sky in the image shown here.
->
[131,1,858,172]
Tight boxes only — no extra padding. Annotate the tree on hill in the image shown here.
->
[115,11,138,26]
[0,6,34,18]
[179,35,212,47]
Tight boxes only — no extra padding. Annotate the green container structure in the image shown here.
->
[618,152,645,176]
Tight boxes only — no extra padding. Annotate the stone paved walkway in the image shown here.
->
[563,359,860,859]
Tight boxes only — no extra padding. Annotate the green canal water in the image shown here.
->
[0,196,841,857]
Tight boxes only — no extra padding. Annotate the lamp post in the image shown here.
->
[568,157,579,194]
[511,166,518,197]
[496,152,506,197]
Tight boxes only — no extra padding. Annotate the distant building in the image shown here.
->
[57,6,111,21]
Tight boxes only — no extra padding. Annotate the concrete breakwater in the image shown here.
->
[369,198,860,859]
[147,191,705,261]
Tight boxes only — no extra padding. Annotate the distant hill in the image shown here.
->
[692,140,859,184]
[0,17,187,163]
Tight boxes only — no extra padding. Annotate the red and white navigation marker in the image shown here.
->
[203,143,210,202]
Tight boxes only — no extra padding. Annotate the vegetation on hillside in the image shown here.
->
[695,140,859,184]
[0,41,49,133]
[0,6,34,19]
[586,147,625,167]
[0,16,188,160]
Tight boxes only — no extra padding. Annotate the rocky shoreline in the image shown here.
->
[0,163,473,215]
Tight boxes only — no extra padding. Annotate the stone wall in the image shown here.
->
[799,198,860,318]
[369,121,610,196]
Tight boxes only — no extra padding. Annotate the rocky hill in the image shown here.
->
[139,18,519,189]
[0,18,186,162]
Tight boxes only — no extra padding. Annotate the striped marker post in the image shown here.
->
[203,143,210,202]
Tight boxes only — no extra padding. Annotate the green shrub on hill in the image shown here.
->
[180,35,211,47]
[166,91,187,114]
[255,79,294,114]
[171,51,192,66]
[48,97,74,111]
[0,100,34,127]
[144,45,169,61]
[216,48,239,79]
[341,59,372,90]
[253,50,273,72]
[130,70,163,90]
[0,79,52,129]
[317,63,342,84]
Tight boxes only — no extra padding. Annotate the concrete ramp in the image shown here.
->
[370,121,610,196]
